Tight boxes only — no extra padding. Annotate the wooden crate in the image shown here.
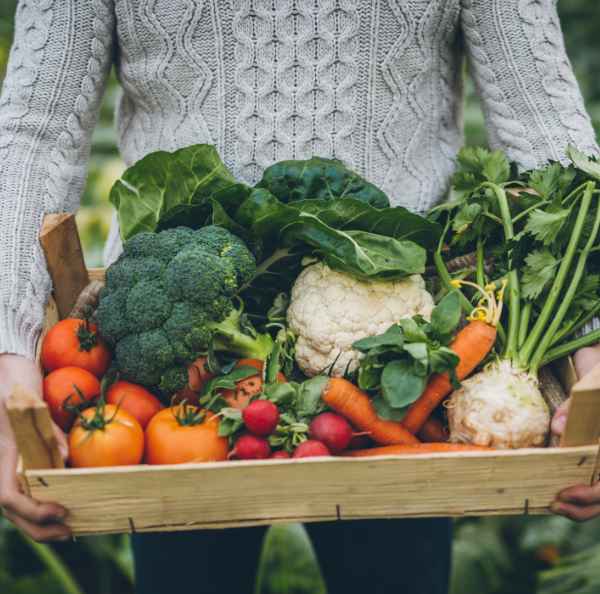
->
[7,215,600,536]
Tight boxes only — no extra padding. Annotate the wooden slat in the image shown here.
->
[24,446,597,535]
[562,362,600,447]
[7,387,63,471]
[40,214,89,319]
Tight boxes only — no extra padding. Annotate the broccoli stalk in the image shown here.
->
[212,307,274,360]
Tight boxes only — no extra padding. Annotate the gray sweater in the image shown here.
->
[0,0,598,360]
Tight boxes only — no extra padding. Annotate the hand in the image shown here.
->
[0,354,71,541]
[551,344,600,521]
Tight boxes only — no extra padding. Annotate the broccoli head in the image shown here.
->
[96,226,274,396]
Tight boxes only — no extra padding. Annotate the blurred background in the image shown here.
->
[1,2,600,593]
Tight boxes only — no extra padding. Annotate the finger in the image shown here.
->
[558,483,600,506]
[52,423,69,461]
[551,401,570,437]
[550,501,600,522]
[1,489,67,525]
[4,510,71,542]
[574,345,600,379]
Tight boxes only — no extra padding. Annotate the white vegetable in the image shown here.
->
[287,261,434,377]
[447,360,549,448]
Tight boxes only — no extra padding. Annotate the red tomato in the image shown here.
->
[41,318,112,378]
[43,366,101,431]
[106,381,163,429]
[68,404,144,468]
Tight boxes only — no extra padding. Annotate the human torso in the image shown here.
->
[113,0,464,212]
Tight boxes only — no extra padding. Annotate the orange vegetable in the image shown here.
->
[68,404,144,468]
[175,357,215,404]
[418,417,448,443]
[43,366,101,431]
[145,406,228,464]
[41,318,111,378]
[106,381,163,429]
[222,358,286,410]
[322,378,419,446]
[346,443,492,457]
[402,320,497,434]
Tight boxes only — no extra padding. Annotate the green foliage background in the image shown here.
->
[1,2,600,593]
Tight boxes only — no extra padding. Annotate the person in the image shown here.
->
[0,1,599,593]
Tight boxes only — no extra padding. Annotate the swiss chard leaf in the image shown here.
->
[110,145,237,240]
[234,188,427,280]
[257,157,390,208]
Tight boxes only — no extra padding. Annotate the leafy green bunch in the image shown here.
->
[352,291,462,420]
[431,146,600,373]
[109,145,442,318]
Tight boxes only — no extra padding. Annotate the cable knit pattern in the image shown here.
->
[461,0,598,169]
[1,0,598,358]
[0,0,115,359]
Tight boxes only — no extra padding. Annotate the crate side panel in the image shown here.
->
[26,447,598,535]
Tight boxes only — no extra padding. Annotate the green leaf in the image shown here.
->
[452,147,510,190]
[527,162,576,200]
[429,347,460,375]
[110,145,237,240]
[353,325,404,352]
[372,395,408,421]
[452,203,483,235]
[482,150,511,185]
[257,156,390,208]
[403,342,429,374]
[521,249,559,300]
[292,198,442,249]
[235,189,427,280]
[295,376,329,419]
[356,354,384,391]
[431,291,462,339]
[567,145,600,182]
[217,408,244,437]
[380,359,426,408]
[398,318,428,343]
[524,208,570,246]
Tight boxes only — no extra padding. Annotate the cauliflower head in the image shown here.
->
[287,262,434,377]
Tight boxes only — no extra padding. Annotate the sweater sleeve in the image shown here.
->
[461,0,599,169]
[0,0,115,359]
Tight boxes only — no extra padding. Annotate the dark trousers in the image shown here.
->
[133,518,452,594]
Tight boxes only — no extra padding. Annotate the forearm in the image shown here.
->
[461,0,599,169]
[0,0,115,358]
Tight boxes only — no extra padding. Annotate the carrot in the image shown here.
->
[345,443,492,457]
[322,378,419,445]
[418,417,448,443]
[402,320,497,434]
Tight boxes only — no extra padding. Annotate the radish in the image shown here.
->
[270,450,291,459]
[230,434,271,460]
[242,399,280,436]
[309,412,352,454]
[293,440,331,458]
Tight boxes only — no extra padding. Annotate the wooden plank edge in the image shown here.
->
[66,506,559,537]
[25,445,598,480]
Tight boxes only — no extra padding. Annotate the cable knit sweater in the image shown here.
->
[0,0,598,360]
